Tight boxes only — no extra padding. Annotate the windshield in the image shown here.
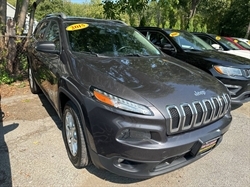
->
[65,22,161,57]
[165,30,214,50]
[237,40,250,50]
[211,36,240,50]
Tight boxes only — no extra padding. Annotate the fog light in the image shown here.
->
[118,158,124,163]
[224,84,241,96]
[117,129,130,140]
[117,129,151,140]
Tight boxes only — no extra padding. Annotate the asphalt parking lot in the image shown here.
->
[0,93,249,187]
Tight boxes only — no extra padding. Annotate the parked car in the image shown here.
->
[27,14,232,179]
[192,33,250,59]
[222,37,249,50]
[232,38,250,50]
[136,27,250,109]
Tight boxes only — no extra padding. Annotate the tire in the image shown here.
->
[62,101,90,168]
[28,65,41,94]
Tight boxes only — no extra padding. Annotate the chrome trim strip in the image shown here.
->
[202,99,213,124]
[223,94,230,115]
[192,101,204,127]
[245,69,250,78]
[180,103,194,130]
[219,95,226,117]
[211,96,221,120]
[166,106,181,133]
[166,93,229,134]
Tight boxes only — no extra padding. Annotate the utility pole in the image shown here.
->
[245,22,250,39]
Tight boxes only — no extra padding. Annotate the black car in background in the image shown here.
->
[136,27,250,109]
[26,14,232,179]
[192,33,250,60]
[192,32,240,51]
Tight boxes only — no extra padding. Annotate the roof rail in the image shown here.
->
[45,13,67,19]
[112,20,127,25]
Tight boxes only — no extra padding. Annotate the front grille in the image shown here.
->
[245,69,250,78]
[166,93,230,134]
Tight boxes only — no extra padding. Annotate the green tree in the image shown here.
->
[14,0,30,35]
[198,0,230,34]
[7,0,16,6]
[220,0,250,38]
[35,0,72,21]
[83,0,104,18]
[146,0,178,28]
[102,0,152,26]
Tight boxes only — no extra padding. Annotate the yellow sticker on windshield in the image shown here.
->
[215,36,221,40]
[170,32,180,37]
[234,39,238,43]
[248,41,250,44]
[66,23,89,31]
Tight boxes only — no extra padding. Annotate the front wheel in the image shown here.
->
[62,101,90,168]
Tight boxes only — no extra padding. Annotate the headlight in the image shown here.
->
[214,65,243,77]
[91,88,152,115]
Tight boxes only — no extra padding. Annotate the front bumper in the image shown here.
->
[86,102,232,179]
[218,78,250,108]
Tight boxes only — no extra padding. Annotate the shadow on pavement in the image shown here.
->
[0,94,19,187]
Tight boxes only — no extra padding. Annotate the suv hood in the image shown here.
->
[185,50,250,67]
[73,54,228,112]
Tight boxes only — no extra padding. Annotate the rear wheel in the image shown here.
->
[62,101,90,168]
[28,65,41,94]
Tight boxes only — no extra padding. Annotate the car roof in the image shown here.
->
[136,27,188,33]
[42,13,127,26]
[192,32,217,37]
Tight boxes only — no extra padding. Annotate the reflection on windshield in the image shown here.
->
[237,41,250,50]
[214,36,240,50]
[66,23,161,57]
[166,31,214,51]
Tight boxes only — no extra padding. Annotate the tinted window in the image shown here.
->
[165,31,214,50]
[214,36,240,50]
[34,21,49,41]
[198,36,215,46]
[45,21,60,50]
[148,32,171,45]
[66,23,161,57]
[238,41,250,49]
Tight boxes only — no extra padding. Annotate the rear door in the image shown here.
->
[139,30,178,56]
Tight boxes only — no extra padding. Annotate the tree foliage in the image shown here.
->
[1,0,249,37]
[102,0,151,26]
[1,0,250,84]
[35,0,72,21]
[220,0,250,37]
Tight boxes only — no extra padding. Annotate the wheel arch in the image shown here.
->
[58,78,93,150]
[58,86,88,124]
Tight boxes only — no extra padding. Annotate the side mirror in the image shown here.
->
[35,41,59,54]
[211,44,223,51]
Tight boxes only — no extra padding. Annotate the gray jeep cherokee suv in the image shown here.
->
[26,13,232,179]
